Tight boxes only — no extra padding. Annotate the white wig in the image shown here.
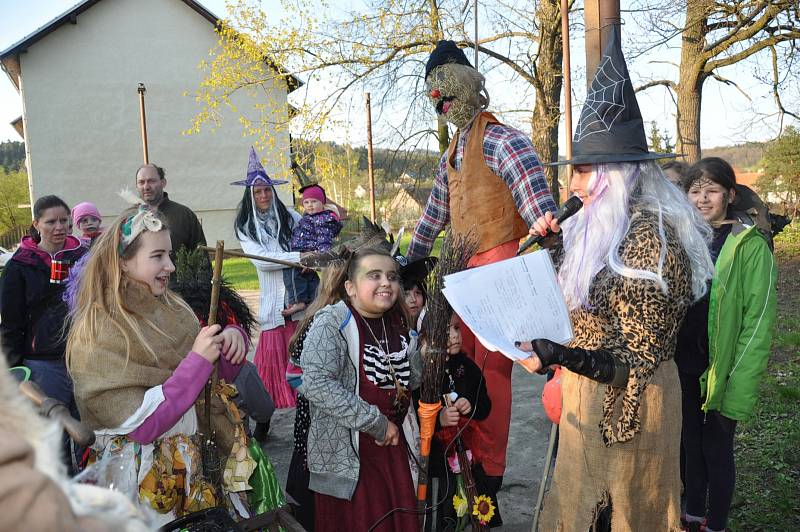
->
[558,161,714,310]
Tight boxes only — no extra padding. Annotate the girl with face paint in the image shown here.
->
[676,158,776,532]
[290,246,422,532]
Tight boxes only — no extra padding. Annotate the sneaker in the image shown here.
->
[681,516,706,532]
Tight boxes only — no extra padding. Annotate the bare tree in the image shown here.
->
[189,0,573,200]
[632,0,800,162]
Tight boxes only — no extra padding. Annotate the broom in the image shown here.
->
[201,241,225,501]
[416,230,478,521]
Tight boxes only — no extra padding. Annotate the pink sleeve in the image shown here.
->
[128,352,212,444]
[218,325,248,383]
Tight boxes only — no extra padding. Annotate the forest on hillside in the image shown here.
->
[703,142,767,170]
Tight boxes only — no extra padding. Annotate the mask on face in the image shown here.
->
[426,64,487,129]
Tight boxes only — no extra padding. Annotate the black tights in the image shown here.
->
[679,371,737,531]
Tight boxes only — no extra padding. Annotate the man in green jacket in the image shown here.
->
[677,157,777,532]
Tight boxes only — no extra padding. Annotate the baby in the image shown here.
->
[72,202,104,247]
[282,184,342,316]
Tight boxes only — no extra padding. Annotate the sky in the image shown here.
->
[0,0,796,151]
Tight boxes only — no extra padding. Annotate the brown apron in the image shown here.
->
[539,362,683,532]
[447,112,528,254]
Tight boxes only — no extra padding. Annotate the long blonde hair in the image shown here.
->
[66,207,195,371]
[289,247,411,352]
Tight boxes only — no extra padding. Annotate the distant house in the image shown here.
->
[386,185,431,227]
[735,169,762,190]
[0,0,301,246]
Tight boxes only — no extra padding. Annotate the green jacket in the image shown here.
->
[700,223,777,421]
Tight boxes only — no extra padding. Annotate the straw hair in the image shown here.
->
[66,207,195,371]
[419,229,478,403]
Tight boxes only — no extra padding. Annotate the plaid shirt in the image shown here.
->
[408,122,557,259]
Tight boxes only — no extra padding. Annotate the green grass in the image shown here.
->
[774,220,800,258]
[728,230,800,530]
[729,360,800,530]
[222,258,260,291]
[396,230,444,257]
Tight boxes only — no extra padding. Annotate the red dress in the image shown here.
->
[315,312,418,532]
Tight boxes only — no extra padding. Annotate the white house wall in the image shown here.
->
[19,0,293,247]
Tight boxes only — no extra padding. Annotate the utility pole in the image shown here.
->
[365,92,377,223]
[561,0,573,199]
[137,83,149,164]
[584,0,620,84]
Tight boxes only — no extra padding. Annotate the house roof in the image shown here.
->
[392,185,432,206]
[10,116,23,139]
[735,170,761,189]
[0,0,302,92]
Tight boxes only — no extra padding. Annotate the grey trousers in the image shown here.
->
[233,361,275,423]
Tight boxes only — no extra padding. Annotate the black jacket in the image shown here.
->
[157,192,207,255]
[414,352,492,477]
[0,236,86,367]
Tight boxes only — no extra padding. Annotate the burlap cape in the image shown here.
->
[70,280,237,456]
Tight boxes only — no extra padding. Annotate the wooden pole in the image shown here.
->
[584,0,620,85]
[137,83,149,164]
[531,422,559,532]
[365,93,377,223]
[202,241,224,495]
[561,0,573,199]
[208,240,224,327]
[473,0,479,68]
[204,241,224,427]
[199,245,305,269]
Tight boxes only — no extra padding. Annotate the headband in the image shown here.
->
[117,189,164,255]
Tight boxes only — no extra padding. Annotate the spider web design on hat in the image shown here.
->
[574,55,628,142]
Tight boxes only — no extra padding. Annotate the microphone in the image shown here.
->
[517,196,583,256]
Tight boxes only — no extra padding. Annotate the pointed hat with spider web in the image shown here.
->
[551,25,675,165]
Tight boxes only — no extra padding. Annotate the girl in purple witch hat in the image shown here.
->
[232,147,302,410]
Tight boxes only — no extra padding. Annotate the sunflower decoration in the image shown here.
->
[472,494,496,526]
[452,492,468,518]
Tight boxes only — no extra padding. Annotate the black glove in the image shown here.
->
[531,339,629,388]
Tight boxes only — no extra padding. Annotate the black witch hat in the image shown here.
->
[552,25,675,165]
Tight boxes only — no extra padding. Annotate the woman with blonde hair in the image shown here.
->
[66,201,251,524]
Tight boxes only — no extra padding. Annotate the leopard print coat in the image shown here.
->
[564,210,693,445]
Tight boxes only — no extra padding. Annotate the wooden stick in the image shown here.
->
[137,83,149,164]
[208,240,224,327]
[201,241,225,498]
[199,246,305,269]
[531,422,559,532]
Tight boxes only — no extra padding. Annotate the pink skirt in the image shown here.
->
[254,321,298,409]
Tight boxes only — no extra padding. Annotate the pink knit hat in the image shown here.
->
[72,202,102,226]
[300,184,326,204]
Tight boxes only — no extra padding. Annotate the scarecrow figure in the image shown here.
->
[408,40,558,497]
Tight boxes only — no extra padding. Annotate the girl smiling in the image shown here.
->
[297,247,421,532]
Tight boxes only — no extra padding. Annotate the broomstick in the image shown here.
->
[444,394,487,532]
[201,240,225,498]
[417,230,478,524]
